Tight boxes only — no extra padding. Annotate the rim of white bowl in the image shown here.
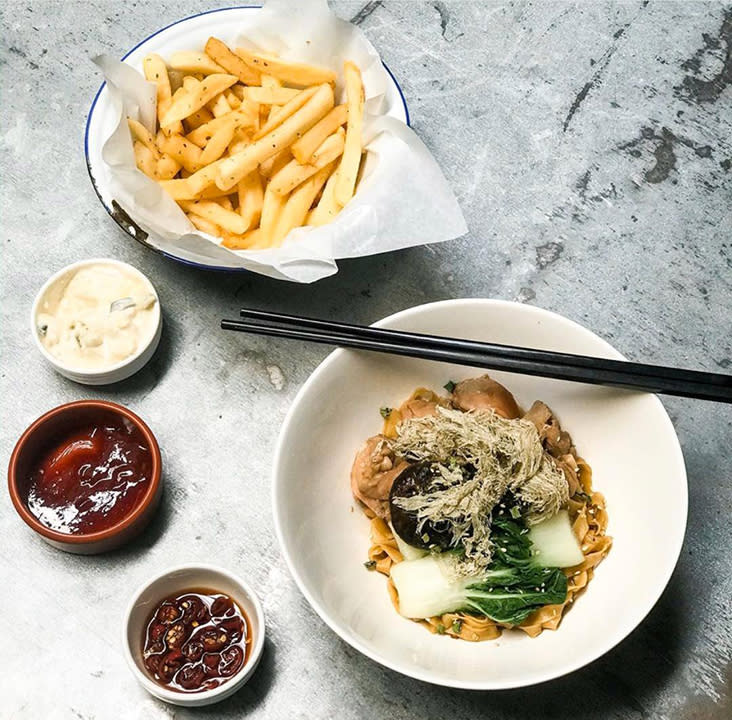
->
[122,563,266,705]
[31,257,162,377]
[271,298,688,689]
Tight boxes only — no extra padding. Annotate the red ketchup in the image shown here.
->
[143,590,249,692]
[25,419,152,534]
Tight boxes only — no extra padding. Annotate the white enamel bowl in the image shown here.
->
[31,258,162,385]
[123,564,266,707]
[272,299,687,689]
[85,6,409,271]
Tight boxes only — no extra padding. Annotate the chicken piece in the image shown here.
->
[400,397,438,420]
[522,398,553,429]
[556,454,580,497]
[523,400,573,458]
[350,435,409,520]
[398,388,443,421]
[451,375,521,419]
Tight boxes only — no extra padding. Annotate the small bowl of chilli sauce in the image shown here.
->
[124,565,265,707]
[7,400,162,554]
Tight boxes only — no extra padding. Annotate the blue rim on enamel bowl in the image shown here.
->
[84,5,410,273]
[271,299,688,689]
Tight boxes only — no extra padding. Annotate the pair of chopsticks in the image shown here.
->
[221,309,732,403]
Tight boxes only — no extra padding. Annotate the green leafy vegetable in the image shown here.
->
[443,380,457,393]
[363,560,377,570]
[379,407,392,419]
[390,514,569,625]
[462,566,567,624]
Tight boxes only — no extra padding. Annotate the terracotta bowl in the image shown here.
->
[7,400,162,554]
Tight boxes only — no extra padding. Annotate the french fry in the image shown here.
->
[169,51,227,75]
[186,160,227,195]
[229,128,253,155]
[205,37,261,85]
[156,153,181,180]
[259,76,283,121]
[221,228,264,250]
[182,76,200,92]
[230,84,246,101]
[217,196,234,212]
[143,54,171,105]
[307,167,340,226]
[273,162,336,245]
[199,183,242,200]
[237,172,264,228]
[254,86,317,140]
[261,75,282,89]
[188,213,221,236]
[241,99,261,131]
[244,86,300,105]
[208,93,232,118]
[183,107,215,131]
[200,121,236,165]
[178,199,249,234]
[127,118,160,158]
[234,47,336,87]
[334,61,364,207]
[171,83,213,131]
[157,133,203,173]
[291,104,346,163]
[215,83,334,190]
[161,180,239,202]
[142,53,181,135]
[133,141,157,179]
[160,179,196,200]
[259,148,291,179]
[161,74,238,127]
[224,90,241,109]
[311,127,345,164]
[259,183,287,244]
[187,110,256,147]
[269,129,344,196]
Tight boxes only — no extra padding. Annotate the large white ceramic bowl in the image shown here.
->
[272,299,687,689]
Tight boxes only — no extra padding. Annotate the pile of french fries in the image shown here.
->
[129,37,365,250]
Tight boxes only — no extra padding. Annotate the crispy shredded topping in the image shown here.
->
[390,407,568,577]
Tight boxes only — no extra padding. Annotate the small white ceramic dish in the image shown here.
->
[123,564,266,707]
[31,258,162,385]
[272,299,688,689]
[85,6,409,271]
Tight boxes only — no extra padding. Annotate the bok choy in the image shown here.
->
[391,510,582,625]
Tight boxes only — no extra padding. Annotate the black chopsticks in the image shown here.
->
[221,309,732,403]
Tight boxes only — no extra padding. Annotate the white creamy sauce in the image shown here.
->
[37,264,158,370]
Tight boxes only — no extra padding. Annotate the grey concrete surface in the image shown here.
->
[1,1,731,718]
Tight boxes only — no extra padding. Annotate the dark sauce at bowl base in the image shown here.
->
[142,589,249,693]
[25,418,152,534]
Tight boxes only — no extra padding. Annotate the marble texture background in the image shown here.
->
[1,1,730,718]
